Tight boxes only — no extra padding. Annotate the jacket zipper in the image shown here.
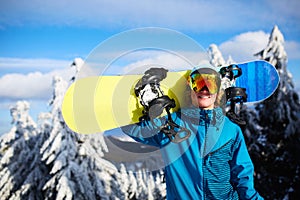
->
[202,111,229,199]
[203,112,209,157]
[202,111,209,199]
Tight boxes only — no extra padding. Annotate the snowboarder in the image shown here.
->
[122,67,263,199]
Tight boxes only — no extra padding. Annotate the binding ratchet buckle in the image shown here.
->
[134,67,191,143]
[220,64,247,126]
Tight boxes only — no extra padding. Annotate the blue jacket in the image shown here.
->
[122,107,263,200]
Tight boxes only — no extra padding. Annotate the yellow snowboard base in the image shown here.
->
[62,71,190,134]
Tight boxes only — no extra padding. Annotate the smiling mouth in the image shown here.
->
[197,94,212,99]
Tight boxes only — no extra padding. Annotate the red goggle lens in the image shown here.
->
[189,73,219,94]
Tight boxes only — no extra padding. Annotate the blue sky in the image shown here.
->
[0,0,300,134]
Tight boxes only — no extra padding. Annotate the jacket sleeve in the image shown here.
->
[230,127,264,200]
[120,117,171,148]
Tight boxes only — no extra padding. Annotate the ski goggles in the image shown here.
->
[189,73,220,94]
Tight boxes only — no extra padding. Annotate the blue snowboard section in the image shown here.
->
[234,60,279,103]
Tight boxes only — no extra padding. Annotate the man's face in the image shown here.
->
[191,86,217,109]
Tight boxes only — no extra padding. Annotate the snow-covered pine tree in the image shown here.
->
[153,170,166,200]
[112,163,129,199]
[0,101,48,199]
[135,169,149,199]
[70,57,84,83]
[67,58,148,199]
[133,169,168,200]
[127,170,138,199]
[40,59,122,199]
[146,173,155,200]
[244,25,300,199]
[208,44,226,67]
[40,75,84,200]
[208,44,236,67]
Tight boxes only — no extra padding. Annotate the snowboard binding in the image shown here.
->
[134,67,191,143]
[220,64,247,126]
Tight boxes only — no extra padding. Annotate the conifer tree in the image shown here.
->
[41,62,118,199]
[127,170,138,199]
[0,101,47,199]
[208,44,226,67]
[245,25,300,199]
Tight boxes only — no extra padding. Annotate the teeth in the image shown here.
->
[198,95,211,99]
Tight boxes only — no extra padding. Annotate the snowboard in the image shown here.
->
[61,60,279,134]
[222,60,280,103]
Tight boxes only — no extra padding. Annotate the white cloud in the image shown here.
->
[0,67,74,100]
[0,57,75,100]
[219,31,269,62]
[0,72,49,99]
[218,30,300,61]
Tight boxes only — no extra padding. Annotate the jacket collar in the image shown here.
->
[180,107,224,126]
